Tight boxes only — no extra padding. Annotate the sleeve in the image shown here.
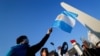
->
[6,47,15,56]
[28,34,50,54]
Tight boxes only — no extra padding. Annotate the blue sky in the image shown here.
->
[0,0,100,56]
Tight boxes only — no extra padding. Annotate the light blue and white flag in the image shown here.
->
[52,11,78,33]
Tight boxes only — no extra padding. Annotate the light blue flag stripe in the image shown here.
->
[53,20,72,33]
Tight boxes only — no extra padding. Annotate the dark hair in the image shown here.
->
[40,48,49,56]
[16,35,27,44]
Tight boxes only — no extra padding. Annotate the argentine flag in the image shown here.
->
[52,11,78,33]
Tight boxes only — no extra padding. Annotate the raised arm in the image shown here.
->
[27,28,52,56]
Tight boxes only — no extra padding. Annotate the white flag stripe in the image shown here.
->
[55,13,75,27]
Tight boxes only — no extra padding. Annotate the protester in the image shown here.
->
[82,40,100,56]
[40,48,49,56]
[57,46,62,56]
[48,50,58,56]
[7,28,52,56]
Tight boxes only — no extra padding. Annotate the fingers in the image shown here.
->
[49,28,52,33]
[47,28,53,34]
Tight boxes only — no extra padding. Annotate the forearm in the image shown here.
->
[30,28,52,53]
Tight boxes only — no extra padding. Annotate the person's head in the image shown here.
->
[48,50,58,56]
[40,48,49,56]
[82,41,89,49]
[16,35,29,45]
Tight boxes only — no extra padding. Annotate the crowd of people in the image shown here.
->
[6,28,100,56]
[81,40,100,56]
